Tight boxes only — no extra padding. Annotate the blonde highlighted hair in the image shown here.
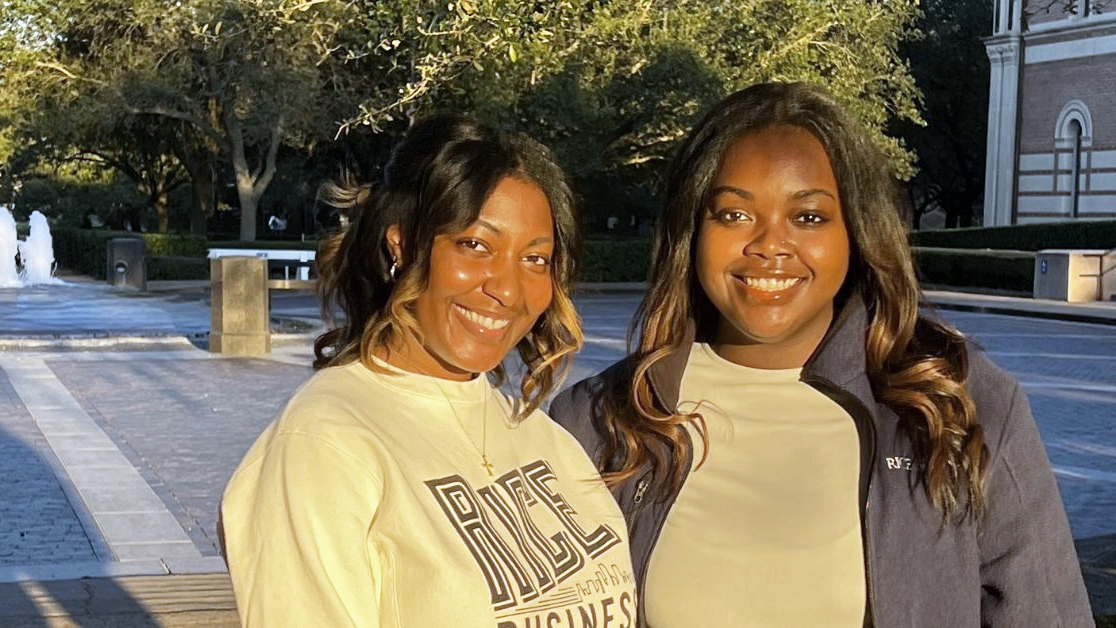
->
[313,114,582,420]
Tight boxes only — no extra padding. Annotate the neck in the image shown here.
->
[711,308,833,370]
[374,340,476,381]
[710,340,815,370]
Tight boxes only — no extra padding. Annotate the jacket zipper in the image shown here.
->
[633,476,650,504]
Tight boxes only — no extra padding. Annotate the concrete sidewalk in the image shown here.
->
[0,278,1112,625]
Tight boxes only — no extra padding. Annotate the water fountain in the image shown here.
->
[17,210,62,285]
[0,208,20,287]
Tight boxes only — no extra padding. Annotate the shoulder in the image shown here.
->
[962,345,1034,459]
[550,357,635,460]
[965,346,1019,404]
[278,362,388,427]
[259,362,399,464]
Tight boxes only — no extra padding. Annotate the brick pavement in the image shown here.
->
[46,355,313,556]
[0,370,98,566]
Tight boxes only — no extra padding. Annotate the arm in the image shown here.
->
[222,430,385,627]
[978,381,1094,626]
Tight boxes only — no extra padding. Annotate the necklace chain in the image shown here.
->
[389,351,495,476]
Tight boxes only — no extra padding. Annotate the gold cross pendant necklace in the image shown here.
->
[390,350,495,477]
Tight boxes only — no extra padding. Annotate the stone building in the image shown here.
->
[984,0,1116,225]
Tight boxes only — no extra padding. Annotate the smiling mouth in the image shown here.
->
[454,304,510,331]
[741,276,804,293]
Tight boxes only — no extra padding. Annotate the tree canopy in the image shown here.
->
[1,0,924,238]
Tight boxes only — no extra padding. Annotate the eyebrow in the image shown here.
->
[708,185,838,202]
[476,219,554,247]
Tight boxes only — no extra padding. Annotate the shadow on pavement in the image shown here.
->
[1078,534,1116,618]
[0,423,161,626]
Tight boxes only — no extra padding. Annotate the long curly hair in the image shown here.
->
[603,82,987,519]
[313,113,582,420]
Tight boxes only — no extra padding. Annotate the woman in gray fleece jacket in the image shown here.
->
[550,83,1093,627]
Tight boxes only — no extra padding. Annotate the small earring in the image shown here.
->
[389,260,398,280]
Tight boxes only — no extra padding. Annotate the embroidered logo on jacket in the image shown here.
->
[885,455,913,470]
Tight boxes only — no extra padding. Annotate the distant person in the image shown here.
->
[266,212,287,236]
[550,83,1092,626]
[221,114,636,627]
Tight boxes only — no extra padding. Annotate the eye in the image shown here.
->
[711,208,750,224]
[457,238,491,253]
[523,253,552,268]
[794,211,830,226]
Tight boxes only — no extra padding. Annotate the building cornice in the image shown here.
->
[1026,11,1116,39]
[985,35,1022,63]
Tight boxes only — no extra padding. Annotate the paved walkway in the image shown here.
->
[0,276,1112,624]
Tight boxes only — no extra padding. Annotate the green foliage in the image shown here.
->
[146,255,210,280]
[579,237,651,282]
[14,170,147,228]
[52,227,206,278]
[912,247,1035,294]
[141,233,209,257]
[208,239,317,251]
[52,228,113,279]
[896,0,991,228]
[910,221,1116,251]
[458,0,923,226]
[2,0,370,239]
[3,0,924,239]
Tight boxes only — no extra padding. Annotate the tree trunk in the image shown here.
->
[236,175,259,242]
[155,188,170,234]
[188,174,212,235]
[180,153,215,236]
[226,115,281,242]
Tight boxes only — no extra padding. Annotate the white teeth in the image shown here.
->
[455,305,509,330]
[744,277,800,292]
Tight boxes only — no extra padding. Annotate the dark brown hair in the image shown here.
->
[604,82,986,519]
[313,113,582,419]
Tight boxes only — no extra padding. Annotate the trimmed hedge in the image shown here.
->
[147,255,210,281]
[577,241,1038,291]
[208,239,319,251]
[53,228,207,279]
[911,220,1116,251]
[48,231,1039,292]
[580,237,651,282]
[912,246,1034,294]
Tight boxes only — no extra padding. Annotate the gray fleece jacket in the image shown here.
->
[550,297,1094,627]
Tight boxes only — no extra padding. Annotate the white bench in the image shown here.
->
[207,248,316,281]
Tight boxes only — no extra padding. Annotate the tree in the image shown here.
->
[895,0,992,229]
[455,0,924,226]
[2,0,924,236]
[1,0,364,239]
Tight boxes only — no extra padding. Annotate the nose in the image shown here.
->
[482,257,522,308]
[743,222,794,259]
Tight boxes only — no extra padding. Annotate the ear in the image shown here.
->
[385,224,403,262]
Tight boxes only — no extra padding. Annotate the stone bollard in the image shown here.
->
[210,256,270,355]
[107,238,147,290]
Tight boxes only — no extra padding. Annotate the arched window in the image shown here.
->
[1069,119,1082,217]
[1054,101,1093,217]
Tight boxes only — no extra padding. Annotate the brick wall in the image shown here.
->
[1019,53,1116,153]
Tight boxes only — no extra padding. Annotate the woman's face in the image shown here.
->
[695,124,850,369]
[394,176,556,380]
